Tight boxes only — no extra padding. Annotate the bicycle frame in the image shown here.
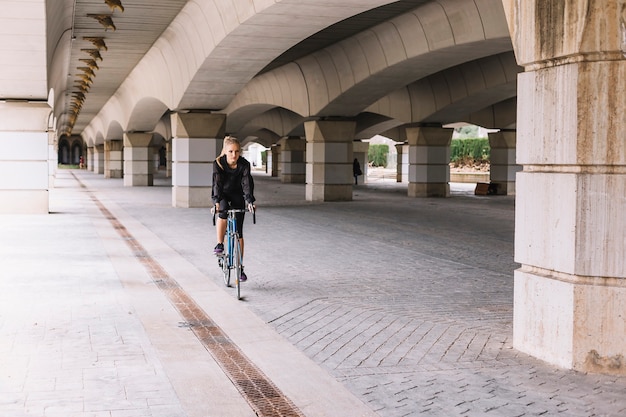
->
[213,208,254,300]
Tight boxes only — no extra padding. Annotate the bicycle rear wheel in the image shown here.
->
[232,238,242,299]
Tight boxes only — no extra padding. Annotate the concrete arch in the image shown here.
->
[467,98,517,130]
[105,120,124,141]
[127,97,169,133]
[153,116,172,143]
[225,65,310,132]
[83,0,400,139]
[234,107,305,141]
[354,112,404,140]
[225,0,512,121]
[82,116,107,146]
[240,129,281,149]
[365,52,520,125]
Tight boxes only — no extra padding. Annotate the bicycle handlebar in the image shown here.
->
[212,207,256,225]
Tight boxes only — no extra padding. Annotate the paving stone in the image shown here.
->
[2,170,625,416]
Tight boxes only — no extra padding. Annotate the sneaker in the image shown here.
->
[213,243,224,254]
[240,268,247,282]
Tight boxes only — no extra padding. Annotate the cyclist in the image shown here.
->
[212,136,256,281]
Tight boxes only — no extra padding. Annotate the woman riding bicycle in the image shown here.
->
[212,136,255,281]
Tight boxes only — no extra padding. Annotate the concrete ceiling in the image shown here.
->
[0,0,516,141]
[51,0,428,137]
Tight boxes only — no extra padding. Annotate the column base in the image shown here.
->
[491,181,516,195]
[124,174,153,187]
[281,174,305,184]
[514,268,626,375]
[306,184,352,201]
[173,186,212,208]
[105,170,123,179]
[408,182,450,197]
[0,190,48,214]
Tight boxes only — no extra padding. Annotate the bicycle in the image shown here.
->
[212,207,255,300]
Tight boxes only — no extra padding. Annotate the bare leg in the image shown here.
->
[216,218,226,244]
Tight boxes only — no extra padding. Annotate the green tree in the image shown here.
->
[368,144,389,167]
[450,138,490,163]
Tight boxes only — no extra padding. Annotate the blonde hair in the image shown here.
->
[216,136,241,169]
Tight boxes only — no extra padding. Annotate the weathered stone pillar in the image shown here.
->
[353,140,369,184]
[396,143,409,183]
[170,112,224,208]
[304,120,355,201]
[488,131,520,195]
[406,126,451,197]
[0,102,50,213]
[504,0,626,374]
[123,133,152,186]
[279,136,305,183]
[104,140,123,178]
[93,144,105,175]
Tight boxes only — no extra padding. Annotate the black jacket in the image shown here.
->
[211,155,255,204]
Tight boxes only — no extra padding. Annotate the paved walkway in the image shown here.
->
[1,169,625,417]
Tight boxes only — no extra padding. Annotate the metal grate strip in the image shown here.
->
[74,173,305,417]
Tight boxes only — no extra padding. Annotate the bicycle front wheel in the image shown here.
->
[221,253,231,287]
[232,238,243,300]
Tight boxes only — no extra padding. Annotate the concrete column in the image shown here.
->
[48,130,58,189]
[304,120,355,201]
[406,126,451,197]
[87,146,94,172]
[267,144,280,177]
[279,136,305,183]
[123,133,153,186]
[396,143,409,183]
[93,144,105,175]
[170,112,224,208]
[166,141,172,178]
[0,102,50,213]
[353,140,369,185]
[104,140,123,178]
[488,131,520,195]
[504,0,626,374]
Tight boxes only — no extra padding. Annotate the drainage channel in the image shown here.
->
[74,173,304,417]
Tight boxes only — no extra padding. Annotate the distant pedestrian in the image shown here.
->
[353,158,362,185]
[79,156,85,169]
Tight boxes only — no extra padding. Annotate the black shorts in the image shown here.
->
[216,196,245,238]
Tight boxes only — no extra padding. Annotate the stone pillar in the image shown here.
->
[170,112,224,208]
[93,144,105,175]
[353,140,369,184]
[48,130,58,189]
[104,140,123,178]
[488,131,520,195]
[396,143,409,183]
[123,133,153,186]
[279,136,305,183]
[406,126,451,197]
[166,141,172,178]
[267,144,280,177]
[304,120,355,201]
[86,146,94,172]
[0,102,50,213]
[503,0,626,374]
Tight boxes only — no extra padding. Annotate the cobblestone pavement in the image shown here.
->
[75,169,626,417]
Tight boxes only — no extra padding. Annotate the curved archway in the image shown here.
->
[224,0,512,123]
[58,137,70,165]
